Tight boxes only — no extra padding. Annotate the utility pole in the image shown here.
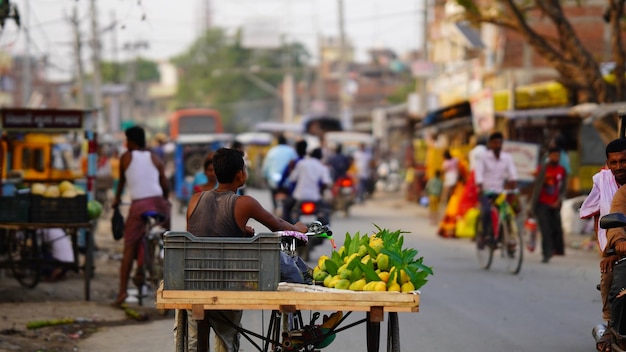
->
[110,10,119,83]
[282,39,294,124]
[21,0,30,106]
[419,0,429,121]
[71,6,86,108]
[315,34,326,106]
[337,0,351,130]
[90,0,104,133]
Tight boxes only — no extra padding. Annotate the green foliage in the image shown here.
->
[358,262,382,282]
[99,59,160,83]
[171,27,310,129]
[387,78,416,105]
[374,225,433,289]
[325,259,339,276]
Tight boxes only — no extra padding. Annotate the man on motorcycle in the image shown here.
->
[327,144,352,182]
[288,147,333,225]
[581,138,626,351]
[279,140,308,223]
[262,135,297,210]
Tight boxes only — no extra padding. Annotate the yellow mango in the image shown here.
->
[327,275,341,288]
[376,253,390,271]
[378,271,390,283]
[400,269,410,284]
[363,281,377,291]
[388,282,401,292]
[349,278,367,291]
[401,282,415,293]
[374,281,387,291]
[323,274,334,287]
[335,279,351,290]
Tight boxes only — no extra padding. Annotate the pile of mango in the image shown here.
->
[313,227,433,292]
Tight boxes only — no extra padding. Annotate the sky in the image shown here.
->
[2,0,426,81]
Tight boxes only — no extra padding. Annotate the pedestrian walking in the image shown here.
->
[425,170,443,225]
[530,147,567,263]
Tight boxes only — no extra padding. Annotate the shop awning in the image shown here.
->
[423,101,471,126]
[581,102,626,144]
[496,107,574,120]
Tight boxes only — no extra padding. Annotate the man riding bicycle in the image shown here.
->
[474,132,518,249]
[111,126,171,308]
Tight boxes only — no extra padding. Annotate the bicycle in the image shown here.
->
[475,189,524,275]
[132,210,167,307]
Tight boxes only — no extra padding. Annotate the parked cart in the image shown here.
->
[0,108,98,300]
[156,231,420,352]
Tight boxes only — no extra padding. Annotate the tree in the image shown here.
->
[100,58,160,83]
[453,0,626,103]
[171,27,309,130]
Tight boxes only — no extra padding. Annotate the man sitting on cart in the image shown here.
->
[111,126,171,308]
[184,147,307,352]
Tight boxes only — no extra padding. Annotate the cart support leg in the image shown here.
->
[84,227,94,301]
[192,305,209,352]
[366,309,383,352]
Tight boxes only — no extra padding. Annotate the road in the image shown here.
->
[78,188,602,352]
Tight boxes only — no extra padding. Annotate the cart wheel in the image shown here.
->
[366,312,380,352]
[7,230,41,289]
[387,312,400,352]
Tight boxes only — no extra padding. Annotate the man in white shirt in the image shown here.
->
[579,138,626,349]
[474,132,518,248]
[288,147,332,223]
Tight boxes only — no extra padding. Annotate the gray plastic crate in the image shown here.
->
[163,231,281,291]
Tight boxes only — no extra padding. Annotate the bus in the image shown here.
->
[168,108,224,141]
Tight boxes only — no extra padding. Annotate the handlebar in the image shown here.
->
[279,221,335,248]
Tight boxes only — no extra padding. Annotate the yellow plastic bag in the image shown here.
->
[456,207,480,238]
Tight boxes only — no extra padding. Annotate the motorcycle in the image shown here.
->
[290,200,331,261]
[331,176,356,217]
[594,212,626,351]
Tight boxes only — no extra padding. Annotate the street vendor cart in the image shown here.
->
[156,231,420,352]
[0,108,99,300]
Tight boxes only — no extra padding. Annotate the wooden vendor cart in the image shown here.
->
[0,108,99,300]
[156,231,420,352]
[157,283,419,352]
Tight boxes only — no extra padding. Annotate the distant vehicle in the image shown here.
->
[168,108,224,141]
[324,131,376,154]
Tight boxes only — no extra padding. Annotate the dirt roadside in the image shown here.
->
[0,217,171,352]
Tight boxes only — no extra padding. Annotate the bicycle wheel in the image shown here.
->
[147,234,164,288]
[502,215,523,275]
[387,312,400,352]
[475,215,494,270]
[7,230,41,288]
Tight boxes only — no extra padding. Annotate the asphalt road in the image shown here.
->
[77,188,602,352]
